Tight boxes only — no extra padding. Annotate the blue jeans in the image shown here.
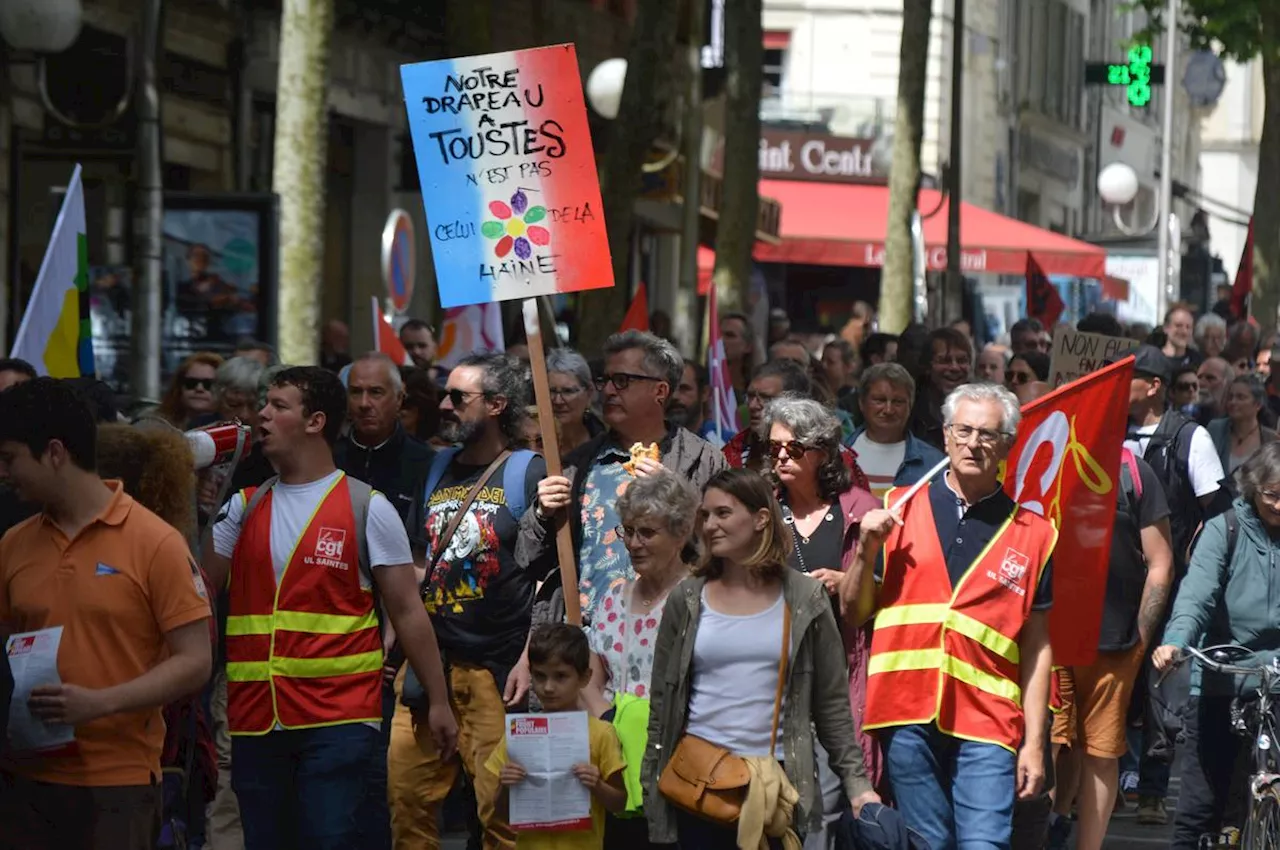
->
[883,723,1017,850]
[232,724,381,850]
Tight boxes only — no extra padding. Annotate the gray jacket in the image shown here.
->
[640,570,874,842]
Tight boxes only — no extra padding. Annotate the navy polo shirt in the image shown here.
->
[878,473,1053,610]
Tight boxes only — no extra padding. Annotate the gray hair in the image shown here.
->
[603,330,683,390]
[1231,374,1267,408]
[215,356,265,401]
[942,382,1021,436]
[763,397,851,501]
[1194,312,1227,345]
[455,351,531,444]
[1235,441,1280,503]
[616,469,701,545]
[859,362,915,399]
[545,348,592,391]
[351,351,404,395]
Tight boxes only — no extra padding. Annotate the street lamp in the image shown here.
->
[586,58,627,120]
[1096,161,1180,321]
[0,0,83,54]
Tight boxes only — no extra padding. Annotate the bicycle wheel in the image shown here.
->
[1243,782,1280,850]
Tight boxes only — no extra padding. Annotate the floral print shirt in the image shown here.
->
[586,580,666,702]
[576,443,633,619]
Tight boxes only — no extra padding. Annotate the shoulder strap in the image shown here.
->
[501,449,537,521]
[242,476,279,525]
[1224,504,1240,563]
[1121,446,1142,501]
[768,602,792,753]
[423,450,513,587]
[345,476,373,578]
[423,448,461,503]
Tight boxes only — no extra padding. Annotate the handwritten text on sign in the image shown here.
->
[1049,329,1139,387]
[401,45,614,308]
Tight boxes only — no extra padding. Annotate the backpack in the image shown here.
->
[1136,411,1201,567]
[421,447,537,521]
[1116,446,1144,548]
[241,473,373,577]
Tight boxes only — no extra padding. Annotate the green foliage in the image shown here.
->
[1131,0,1268,62]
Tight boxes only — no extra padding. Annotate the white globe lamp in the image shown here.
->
[0,0,83,53]
[586,58,627,120]
[1097,162,1140,206]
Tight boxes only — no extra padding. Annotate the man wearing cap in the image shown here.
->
[1121,344,1225,826]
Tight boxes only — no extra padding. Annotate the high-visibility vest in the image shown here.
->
[863,483,1058,752]
[224,473,383,735]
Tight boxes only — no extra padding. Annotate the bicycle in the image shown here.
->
[1172,644,1280,849]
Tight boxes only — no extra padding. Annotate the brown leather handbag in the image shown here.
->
[658,602,792,825]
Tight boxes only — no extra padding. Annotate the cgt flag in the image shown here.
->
[1026,255,1065,329]
[1003,356,1134,666]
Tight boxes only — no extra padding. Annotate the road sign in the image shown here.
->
[380,209,415,315]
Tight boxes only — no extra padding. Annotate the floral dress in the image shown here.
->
[586,580,666,702]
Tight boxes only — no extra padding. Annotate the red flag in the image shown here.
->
[1003,356,1134,666]
[1026,255,1065,328]
[1232,219,1253,321]
[370,296,411,366]
[705,283,740,445]
[620,282,650,333]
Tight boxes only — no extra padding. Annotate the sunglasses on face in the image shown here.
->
[768,439,814,460]
[594,372,661,392]
[444,388,487,407]
[183,377,214,391]
[1005,370,1033,386]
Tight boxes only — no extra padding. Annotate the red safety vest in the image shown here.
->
[224,474,383,735]
[863,482,1058,752]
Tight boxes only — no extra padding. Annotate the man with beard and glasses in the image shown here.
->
[388,352,546,850]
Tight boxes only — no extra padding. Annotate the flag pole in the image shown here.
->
[523,299,583,626]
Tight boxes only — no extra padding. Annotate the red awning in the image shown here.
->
[763,30,791,50]
[752,181,1108,279]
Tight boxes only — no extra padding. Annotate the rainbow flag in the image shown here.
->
[400,44,613,308]
[11,164,94,378]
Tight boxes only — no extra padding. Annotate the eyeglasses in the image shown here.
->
[183,377,214,391]
[746,390,779,404]
[594,372,662,392]
[1005,370,1033,386]
[615,524,663,542]
[444,388,487,407]
[767,439,814,460]
[1174,381,1199,392]
[1259,489,1280,506]
[945,423,1006,447]
[549,386,585,400]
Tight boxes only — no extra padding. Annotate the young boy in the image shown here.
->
[485,623,626,849]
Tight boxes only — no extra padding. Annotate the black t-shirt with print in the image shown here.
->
[409,454,547,668]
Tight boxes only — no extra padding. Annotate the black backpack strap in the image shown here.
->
[1224,504,1239,564]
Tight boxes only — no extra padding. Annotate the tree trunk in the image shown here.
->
[577,0,681,356]
[880,0,933,334]
[273,0,335,365]
[1251,19,1280,334]
[711,0,764,313]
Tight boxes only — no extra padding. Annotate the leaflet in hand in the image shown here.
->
[6,627,75,753]
[506,711,592,831]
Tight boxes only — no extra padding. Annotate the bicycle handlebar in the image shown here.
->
[1180,644,1278,681]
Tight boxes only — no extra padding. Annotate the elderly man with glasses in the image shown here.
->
[843,382,1057,850]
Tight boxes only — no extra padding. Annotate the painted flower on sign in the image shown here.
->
[481,190,551,260]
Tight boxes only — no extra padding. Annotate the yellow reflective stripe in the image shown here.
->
[226,661,270,682]
[867,651,1021,705]
[873,603,949,629]
[225,615,273,636]
[948,515,1016,604]
[944,610,1020,664]
[868,648,943,675]
[271,650,384,679]
[941,655,1022,705]
[273,610,378,635]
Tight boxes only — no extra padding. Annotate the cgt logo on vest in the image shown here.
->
[988,547,1029,596]
[311,527,349,570]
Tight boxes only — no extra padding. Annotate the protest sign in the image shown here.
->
[400,44,613,308]
[1049,328,1139,387]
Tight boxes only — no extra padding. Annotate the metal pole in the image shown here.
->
[681,0,705,355]
[945,0,965,326]
[132,0,164,402]
[1155,0,1178,319]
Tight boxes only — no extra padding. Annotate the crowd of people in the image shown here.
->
[0,298,1277,850]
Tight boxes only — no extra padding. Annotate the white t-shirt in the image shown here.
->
[852,433,907,500]
[1124,422,1224,499]
[685,590,786,758]
[212,469,414,590]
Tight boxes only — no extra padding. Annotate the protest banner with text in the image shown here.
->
[400,44,613,308]
[1049,328,1139,387]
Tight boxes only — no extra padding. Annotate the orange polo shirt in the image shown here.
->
[0,481,211,787]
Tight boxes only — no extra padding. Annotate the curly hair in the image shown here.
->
[97,423,197,539]
[762,397,851,501]
[455,351,531,446]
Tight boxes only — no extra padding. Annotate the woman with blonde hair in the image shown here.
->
[642,468,878,848]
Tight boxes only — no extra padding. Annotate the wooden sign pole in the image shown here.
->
[522,299,583,626]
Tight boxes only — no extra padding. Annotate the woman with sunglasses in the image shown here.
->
[546,348,604,455]
[155,352,224,429]
[1005,351,1049,392]
[764,397,883,844]
[643,469,879,848]
[582,470,699,848]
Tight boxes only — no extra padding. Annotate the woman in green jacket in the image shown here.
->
[641,469,879,848]
[1153,442,1280,849]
